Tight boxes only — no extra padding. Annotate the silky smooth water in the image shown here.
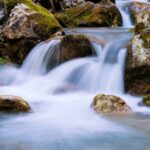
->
[0,0,150,149]
[0,27,150,150]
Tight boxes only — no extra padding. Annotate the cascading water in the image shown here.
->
[116,0,150,27]
[1,27,150,150]
[0,1,150,150]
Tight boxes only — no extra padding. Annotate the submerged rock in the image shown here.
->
[0,95,31,113]
[91,94,131,113]
[143,94,150,106]
[55,1,122,27]
[0,0,62,64]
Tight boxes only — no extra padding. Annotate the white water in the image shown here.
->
[1,27,150,150]
[0,0,150,149]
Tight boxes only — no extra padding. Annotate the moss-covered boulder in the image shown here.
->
[59,34,94,63]
[143,94,150,106]
[55,1,122,27]
[91,94,131,113]
[0,95,31,113]
[125,29,150,95]
[0,0,62,64]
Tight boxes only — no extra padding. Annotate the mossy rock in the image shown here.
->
[91,94,131,113]
[0,95,31,113]
[59,34,94,63]
[0,0,62,64]
[143,94,150,106]
[125,47,150,95]
[3,0,62,39]
[55,1,122,27]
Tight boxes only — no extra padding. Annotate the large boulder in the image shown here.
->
[0,95,31,113]
[46,34,94,69]
[55,1,122,27]
[91,94,131,113]
[125,29,150,95]
[0,0,62,64]
[59,34,94,63]
[125,1,150,96]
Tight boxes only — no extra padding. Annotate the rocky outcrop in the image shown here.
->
[143,94,150,107]
[91,94,131,113]
[0,95,31,113]
[55,1,122,27]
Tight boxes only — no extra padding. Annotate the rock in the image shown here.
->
[131,29,150,68]
[91,94,131,113]
[55,1,122,27]
[0,0,62,64]
[0,95,31,113]
[125,29,150,95]
[59,34,94,63]
[143,94,150,106]
[3,3,61,40]
[128,2,150,31]
[125,2,150,96]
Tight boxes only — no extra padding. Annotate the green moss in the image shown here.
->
[55,2,122,27]
[144,94,150,100]
[0,57,7,65]
[143,94,150,106]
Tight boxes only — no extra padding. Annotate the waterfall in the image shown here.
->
[116,0,150,27]
[1,0,150,149]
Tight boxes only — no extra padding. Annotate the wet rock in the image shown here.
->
[55,1,122,27]
[0,95,31,113]
[91,94,131,113]
[59,34,94,63]
[143,94,150,106]
[125,29,150,95]
[0,1,61,64]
